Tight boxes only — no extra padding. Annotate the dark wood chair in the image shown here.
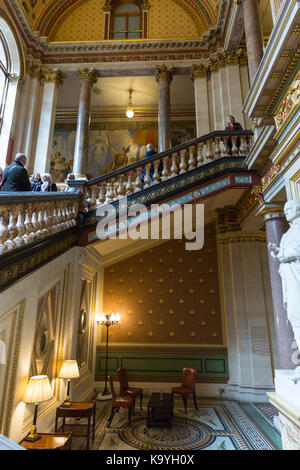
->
[171,367,198,414]
[117,368,143,415]
[107,375,133,426]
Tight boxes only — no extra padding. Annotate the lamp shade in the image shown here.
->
[58,360,80,379]
[23,375,53,404]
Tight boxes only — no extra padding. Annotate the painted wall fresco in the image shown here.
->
[51,127,194,181]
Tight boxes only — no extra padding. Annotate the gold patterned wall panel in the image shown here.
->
[103,223,223,346]
[49,0,201,42]
[0,300,25,436]
[148,0,202,39]
[77,265,97,373]
[50,0,106,42]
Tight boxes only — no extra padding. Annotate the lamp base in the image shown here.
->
[24,434,41,442]
[60,401,72,407]
[97,392,112,401]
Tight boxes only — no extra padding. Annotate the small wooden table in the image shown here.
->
[19,432,72,450]
[147,393,173,427]
[55,401,96,449]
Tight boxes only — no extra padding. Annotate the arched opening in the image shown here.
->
[110,1,143,40]
[0,16,21,166]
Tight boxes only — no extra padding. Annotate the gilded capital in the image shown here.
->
[155,66,173,84]
[191,64,208,80]
[8,73,20,84]
[78,67,97,84]
[42,68,63,86]
[28,64,42,79]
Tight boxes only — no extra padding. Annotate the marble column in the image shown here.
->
[23,65,43,175]
[156,66,172,153]
[261,205,298,370]
[73,68,96,180]
[191,65,210,136]
[242,0,264,85]
[34,69,62,175]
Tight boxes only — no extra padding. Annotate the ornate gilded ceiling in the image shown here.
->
[18,0,220,40]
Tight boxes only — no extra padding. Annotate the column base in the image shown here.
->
[225,382,274,402]
[74,174,88,181]
[268,370,300,449]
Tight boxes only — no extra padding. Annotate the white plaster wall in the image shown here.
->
[0,246,102,443]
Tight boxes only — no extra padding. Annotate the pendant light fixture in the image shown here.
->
[126,88,135,119]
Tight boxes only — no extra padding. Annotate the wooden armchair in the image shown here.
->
[117,368,143,415]
[171,367,198,414]
[107,375,133,426]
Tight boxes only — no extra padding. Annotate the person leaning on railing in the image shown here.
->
[0,153,31,192]
[225,115,243,131]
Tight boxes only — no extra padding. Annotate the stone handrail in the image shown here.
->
[78,130,253,211]
[0,192,80,255]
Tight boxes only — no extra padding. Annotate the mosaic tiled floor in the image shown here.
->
[72,398,282,451]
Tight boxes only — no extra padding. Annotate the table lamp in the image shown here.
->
[23,375,53,441]
[58,360,80,407]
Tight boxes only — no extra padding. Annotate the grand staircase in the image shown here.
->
[0,129,259,291]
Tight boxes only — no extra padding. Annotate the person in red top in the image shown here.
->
[225,115,243,131]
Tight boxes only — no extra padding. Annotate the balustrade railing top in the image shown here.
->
[74,130,253,211]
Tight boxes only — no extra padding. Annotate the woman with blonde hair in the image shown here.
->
[38,173,58,192]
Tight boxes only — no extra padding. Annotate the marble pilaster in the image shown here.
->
[156,66,172,153]
[34,69,62,175]
[242,0,264,84]
[218,224,275,401]
[191,65,210,136]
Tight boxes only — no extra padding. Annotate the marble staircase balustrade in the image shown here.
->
[81,131,253,211]
[0,193,79,255]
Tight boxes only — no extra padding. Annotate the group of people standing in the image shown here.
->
[0,153,76,193]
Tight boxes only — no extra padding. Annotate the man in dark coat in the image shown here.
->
[0,153,31,192]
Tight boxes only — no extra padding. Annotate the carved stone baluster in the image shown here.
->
[134,167,143,192]
[188,146,196,170]
[0,208,8,254]
[98,184,106,205]
[60,202,67,229]
[143,164,152,189]
[5,209,18,251]
[152,160,160,185]
[31,205,41,239]
[89,186,97,210]
[170,153,179,177]
[221,136,230,157]
[125,172,134,194]
[179,149,187,174]
[105,180,115,203]
[204,139,213,163]
[161,156,170,181]
[42,202,51,236]
[117,175,126,199]
[14,205,25,247]
[197,142,204,167]
[231,136,239,156]
[23,204,34,243]
[240,136,248,155]
[50,202,59,233]
[214,137,221,159]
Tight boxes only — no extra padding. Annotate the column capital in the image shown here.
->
[233,0,244,5]
[256,202,286,221]
[191,64,209,80]
[155,66,173,84]
[78,67,97,84]
[42,68,63,86]
[28,64,42,80]
[8,73,20,84]
[216,207,241,234]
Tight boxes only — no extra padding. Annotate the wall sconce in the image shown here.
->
[96,312,121,400]
[57,360,80,407]
[126,88,135,119]
[22,375,53,441]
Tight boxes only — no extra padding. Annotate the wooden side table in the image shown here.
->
[147,393,173,427]
[55,401,96,450]
[19,432,72,450]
